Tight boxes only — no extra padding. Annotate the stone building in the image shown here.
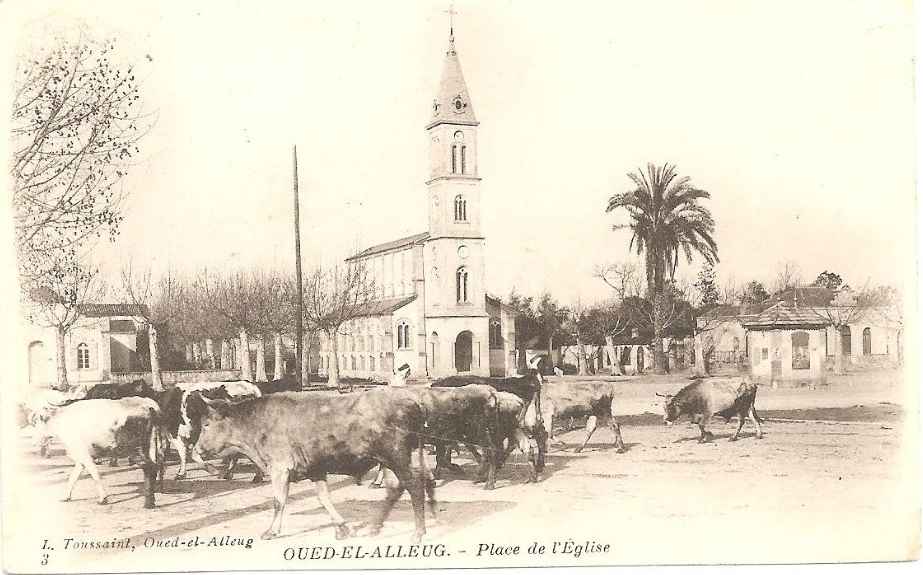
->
[23,303,147,389]
[317,27,518,379]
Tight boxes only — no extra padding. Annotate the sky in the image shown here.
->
[1,0,917,306]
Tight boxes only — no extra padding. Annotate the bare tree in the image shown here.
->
[594,262,642,374]
[248,269,295,382]
[303,262,376,387]
[25,257,106,389]
[121,264,190,391]
[11,34,153,287]
[200,269,263,381]
[773,260,803,295]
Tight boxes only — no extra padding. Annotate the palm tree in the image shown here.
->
[606,163,719,373]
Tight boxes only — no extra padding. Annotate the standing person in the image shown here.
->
[391,363,411,387]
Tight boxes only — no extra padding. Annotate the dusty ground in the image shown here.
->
[3,369,918,571]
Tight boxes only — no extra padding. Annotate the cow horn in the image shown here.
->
[654,392,668,397]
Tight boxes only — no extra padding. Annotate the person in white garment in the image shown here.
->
[390,363,411,387]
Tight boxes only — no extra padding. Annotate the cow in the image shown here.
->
[134,380,261,480]
[83,379,150,400]
[431,370,547,480]
[656,377,763,443]
[186,389,434,542]
[21,387,88,457]
[255,376,302,395]
[536,381,627,453]
[45,397,168,508]
[493,391,543,483]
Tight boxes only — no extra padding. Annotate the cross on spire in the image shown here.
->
[444,2,457,41]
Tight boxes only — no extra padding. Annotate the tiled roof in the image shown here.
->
[742,302,828,329]
[426,33,478,128]
[346,232,429,261]
[78,303,149,318]
[352,295,417,317]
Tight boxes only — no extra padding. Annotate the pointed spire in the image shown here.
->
[427,8,477,129]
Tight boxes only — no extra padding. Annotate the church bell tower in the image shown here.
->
[426,29,481,240]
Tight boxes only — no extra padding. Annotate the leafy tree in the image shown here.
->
[694,263,720,308]
[812,270,847,291]
[507,290,539,371]
[739,280,769,305]
[534,292,569,373]
[606,163,718,373]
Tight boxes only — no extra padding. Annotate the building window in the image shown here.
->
[461,145,467,174]
[351,355,357,370]
[841,326,852,356]
[451,144,458,174]
[862,327,872,356]
[454,195,467,221]
[370,356,376,372]
[360,355,366,370]
[77,343,90,369]
[792,331,810,370]
[456,267,469,303]
[489,320,502,349]
[397,321,411,350]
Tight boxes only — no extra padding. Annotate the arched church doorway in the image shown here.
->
[455,331,473,373]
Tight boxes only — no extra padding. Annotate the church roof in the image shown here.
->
[353,294,418,317]
[78,303,149,318]
[346,231,430,261]
[426,32,478,129]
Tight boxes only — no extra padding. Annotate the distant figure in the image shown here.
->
[391,363,411,387]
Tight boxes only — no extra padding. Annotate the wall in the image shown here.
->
[110,369,241,386]
[749,328,825,387]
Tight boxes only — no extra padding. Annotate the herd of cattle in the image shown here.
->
[19,364,764,543]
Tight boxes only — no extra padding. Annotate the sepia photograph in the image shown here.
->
[1,0,919,572]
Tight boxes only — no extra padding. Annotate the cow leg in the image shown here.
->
[698,416,714,443]
[223,455,238,480]
[83,459,109,505]
[63,463,85,502]
[749,406,764,439]
[609,417,627,452]
[142,462,157,509]
[262,469,291,540]
[730,411,747,441]
[315,479,352,540]
[172,436,188,480]
[368,479,405,538]
[369,463,385,488]
[575,415,598,453]
[189,447,223,476]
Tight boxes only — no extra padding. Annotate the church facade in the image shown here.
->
[317,29,518,379]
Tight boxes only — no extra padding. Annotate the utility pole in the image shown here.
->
[293,145,304,389]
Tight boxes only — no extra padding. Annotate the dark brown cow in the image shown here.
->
[432,371,548,476]
[657,377,763,442]
[394,385,501,489]
[188,389,433,542]
[83,379,150,400]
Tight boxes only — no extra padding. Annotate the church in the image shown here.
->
[317,25,518,379]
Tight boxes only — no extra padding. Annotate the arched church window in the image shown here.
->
[489,320,502,349]
[791,331,810,370]
[454,195,467,221]
[397,321,411,350]
[456,267,469,303]
[862,327,871,356]
[77,342,90,369]
[461,145,467,174]
[451,144,458,174]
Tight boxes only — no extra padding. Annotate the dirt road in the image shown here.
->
[6,396,917,571]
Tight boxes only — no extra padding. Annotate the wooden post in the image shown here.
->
[293,145,304,389]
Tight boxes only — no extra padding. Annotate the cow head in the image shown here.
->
[655,392,678,425]
[186,392,236,460]
[527,356,546,385]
